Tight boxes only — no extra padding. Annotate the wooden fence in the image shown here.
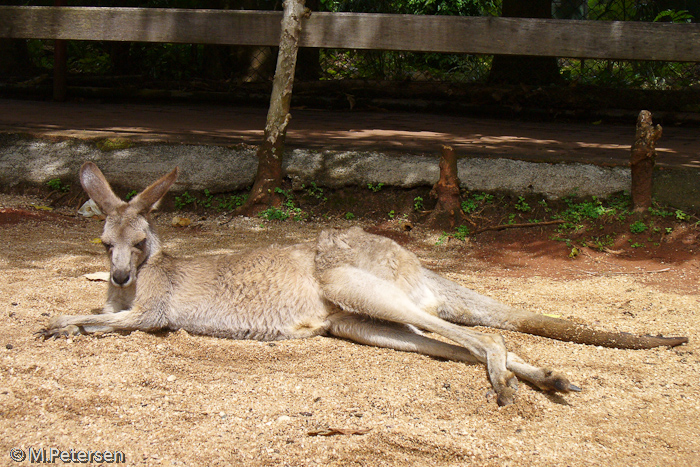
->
[1,6,699,100]
[1,6,699,61]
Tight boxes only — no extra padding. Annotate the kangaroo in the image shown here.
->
[38,162,688,406]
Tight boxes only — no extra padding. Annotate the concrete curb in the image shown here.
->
[0,134,694,208]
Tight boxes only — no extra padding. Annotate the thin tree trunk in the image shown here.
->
[53,0,68,101]
[236,0,306,216]
[427,145,466,230]
[631,110,662,212]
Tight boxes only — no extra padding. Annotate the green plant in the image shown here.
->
[435,232,449,246]
[174,191,196,210]
[345,212,355,220]
[514,196,531,212]
[413,196,424,211]
[454,225,470,241]
[259,206,289,221]
[630,220,648,234]
[648,206,674,218]
[217,194,248,211]
[461,192,493,214]
[125,190,138,201]
[461,198,478,214]
[201,189,215,209]
[303,182,327,202]
[367,182,384,193]
[590,235,615,251]
[675,209,690,221]
[257,188,307,221]
[388,210,396,219]
[47,178,70,193]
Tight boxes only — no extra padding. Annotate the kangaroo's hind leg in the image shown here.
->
[327,312,580,396]
[320,265,521,405]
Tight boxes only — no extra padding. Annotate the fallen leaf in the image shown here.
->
[30,204,53,211]
[172,216,192,227]
[84,272,110,282]
[90,238,103,244]
[542,313,561,318]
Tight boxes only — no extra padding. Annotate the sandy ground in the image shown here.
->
[1,194,698,467]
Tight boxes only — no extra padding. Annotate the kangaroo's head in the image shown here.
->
[79,162,179,288]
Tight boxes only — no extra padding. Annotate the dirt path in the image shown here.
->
[1,195,698,466]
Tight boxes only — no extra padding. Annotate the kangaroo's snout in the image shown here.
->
[111,269,131,287]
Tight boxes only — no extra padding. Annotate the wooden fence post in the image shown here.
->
[237,0,306,216]
[631,110,662,212]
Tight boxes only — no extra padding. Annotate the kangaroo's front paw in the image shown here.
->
[36,317,81,339]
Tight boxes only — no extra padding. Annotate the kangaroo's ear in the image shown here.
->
[129,167,179,213]
[79,162,125,215]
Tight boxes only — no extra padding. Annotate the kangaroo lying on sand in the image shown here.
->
[39,162,688,405]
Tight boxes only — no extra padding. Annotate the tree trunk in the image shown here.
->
[631,110,662,212]
[236,0,306,216]
[427,145,466,230]
[488,0,562,86]
[53,0,68,101]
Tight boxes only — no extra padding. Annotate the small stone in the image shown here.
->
[5,344,13,350]
[166,375,177,382]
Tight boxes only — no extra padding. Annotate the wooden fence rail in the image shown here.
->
[1,6,699,62]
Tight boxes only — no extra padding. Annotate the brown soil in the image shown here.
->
[1,192,699,467]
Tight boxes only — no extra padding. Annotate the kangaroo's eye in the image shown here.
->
[135,239,147,251]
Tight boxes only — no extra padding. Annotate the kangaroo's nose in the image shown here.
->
[111,270,131,286]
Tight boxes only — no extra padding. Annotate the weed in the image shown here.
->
[47,178,70,193]
[435,232,449,246]
[367,182,384,193]
[345,212,355,220]
[202,189,215,209]
[125,190,138,201]
[388,210,396,219]
[461,198,478,214]
[259,206,289,221]
[665,227,673,234]
[174,191,196,210]
[413,196,424,211]
[675,209,690,221]
[218,194,248,211]
[257,187,307,221]
[303,182,327,202]
[514,196,531,212]
[648,206,674,218]
[630,220,648,234]
[590,235,615,251]
[629,241,645,248]
[454,225,470,241]
[461,192,493,214]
